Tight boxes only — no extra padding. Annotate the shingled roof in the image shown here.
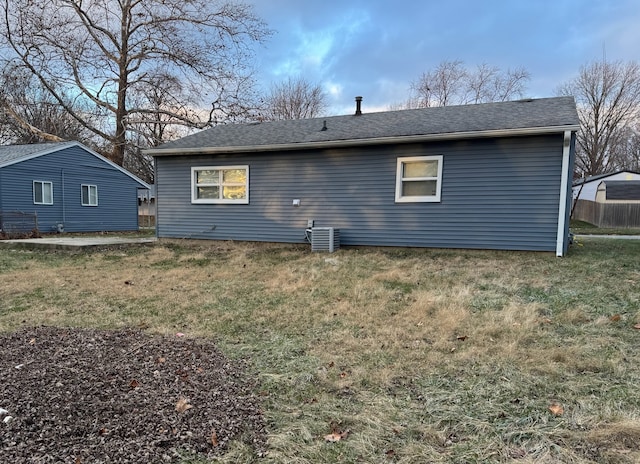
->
[0,141,150,188]
[0,142,76,168]
[147,96,580,155]
[573,170,640,187]
[600,181,640,200]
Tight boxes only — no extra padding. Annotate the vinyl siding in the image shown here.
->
[0,146,141,233]
[155,134,567,252]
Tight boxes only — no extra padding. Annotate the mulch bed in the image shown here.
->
[0,327,267,463]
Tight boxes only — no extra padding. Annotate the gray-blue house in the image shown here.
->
[0,141,149,235]
[146,97,579,256]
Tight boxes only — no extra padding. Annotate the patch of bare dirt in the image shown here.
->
[0,327,266,463]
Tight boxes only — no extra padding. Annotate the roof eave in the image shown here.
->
[0,141,78,169]
[0,141,151,189]
[145,124,580,157]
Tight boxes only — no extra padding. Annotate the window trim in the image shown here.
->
[81,184,99,206]
[191,165,249,204]
[33,180,53,205]
[395,155,443,203]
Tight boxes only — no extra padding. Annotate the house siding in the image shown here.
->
[0,146,141,233]
[155,134,566,252]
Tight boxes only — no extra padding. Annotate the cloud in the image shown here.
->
[254,0,640,115]
[264,8,372,80]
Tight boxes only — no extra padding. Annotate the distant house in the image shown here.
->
[0,142,150,235]
[572,170,640,201]
[138,184,156,217]
[146,97,579,256]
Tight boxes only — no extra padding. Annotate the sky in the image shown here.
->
[252,0,640,115]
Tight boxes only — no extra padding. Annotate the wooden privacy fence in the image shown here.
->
[572,200,640,228]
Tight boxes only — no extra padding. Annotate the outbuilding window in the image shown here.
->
[191,166,249,204]
[81,184,98,206]
[33,181,53,205]
[395,156,443,203]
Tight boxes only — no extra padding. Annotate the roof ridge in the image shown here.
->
[147,96,580,154]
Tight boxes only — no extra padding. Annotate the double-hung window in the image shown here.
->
[191,166,249,204]
[81,184,98,206]
[33,181,53,205]
[395,155,443,203]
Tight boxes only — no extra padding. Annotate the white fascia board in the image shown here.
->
[145,125,580,156]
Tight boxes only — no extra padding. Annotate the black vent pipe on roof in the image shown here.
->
[355,96,363,115]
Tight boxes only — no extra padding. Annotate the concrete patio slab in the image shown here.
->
[0,236,157,251]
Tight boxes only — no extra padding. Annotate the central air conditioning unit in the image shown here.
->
[311,227,340,252]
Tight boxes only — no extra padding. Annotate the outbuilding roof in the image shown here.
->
[147,96,580,155]
[0,141,150,188]
[600,180,640,200]
[573,170,640,187]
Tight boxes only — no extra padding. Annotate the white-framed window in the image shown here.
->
[81,184,98,206]
[395,155,443,203]
[33,181,53,205]
[191,166,249,204]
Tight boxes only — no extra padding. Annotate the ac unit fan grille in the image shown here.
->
[311,227,340,252]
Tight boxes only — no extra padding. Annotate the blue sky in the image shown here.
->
[252,0,640,114]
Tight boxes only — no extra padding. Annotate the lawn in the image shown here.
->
[1,237,639,463]
[570,219,640,236]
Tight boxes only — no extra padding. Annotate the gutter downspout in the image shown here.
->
[556,131,572,257]
[61,168,66,229]
[154,156,158,239]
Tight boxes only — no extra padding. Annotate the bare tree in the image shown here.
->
[558,60,640,177]
[406,60,530,108]
[0,0,270,167]
[0,67,93,145]
[465,63,530,104]
[408,60,466,108]
[261,77,327,120]
[611,124,640,172]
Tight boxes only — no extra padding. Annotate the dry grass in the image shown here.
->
[1,237,640,463]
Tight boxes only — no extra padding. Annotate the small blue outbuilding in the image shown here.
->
[0,141,150,235]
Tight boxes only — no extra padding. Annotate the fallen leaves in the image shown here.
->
[324,430,349,442]
[324,421,350,443]
[634,323,640,330]
[210,429,218,447]
[175,397,193,413]
[548,403,564,416]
